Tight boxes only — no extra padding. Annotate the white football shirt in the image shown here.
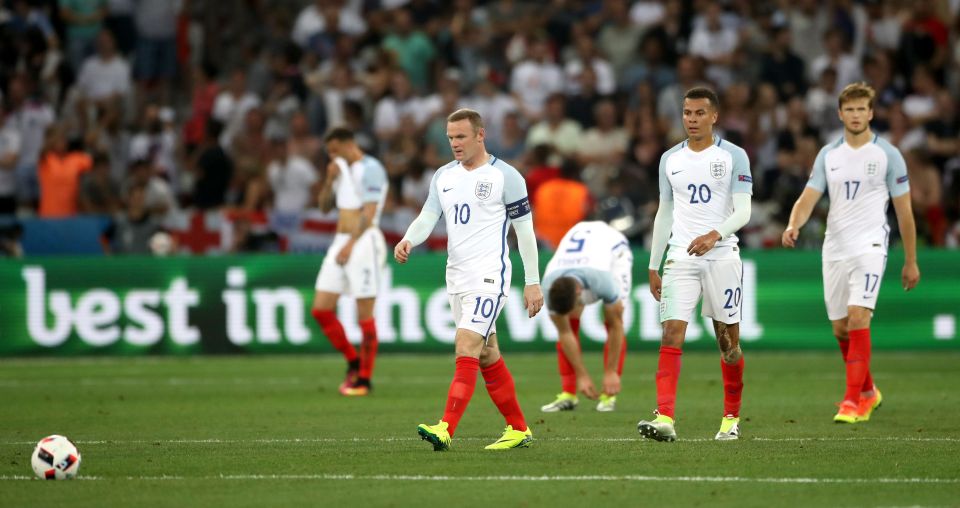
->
[543,221,629,307]
[806,135,909,261]
[423,155,532,295]
[660,135,752,260]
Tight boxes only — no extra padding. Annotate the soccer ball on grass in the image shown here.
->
[31,435,81,480]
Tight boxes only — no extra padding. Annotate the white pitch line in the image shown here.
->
[1,474,957,484]
[2,436,959,446]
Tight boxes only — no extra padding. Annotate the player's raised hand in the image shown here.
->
[602,371,621,396]
[782,227,799,248]
[523,284,544,318]
[687,230,721,256]
[577,374,599,400]
[902,262,920,291]
[648,269,662,302]
[394,240,412,264]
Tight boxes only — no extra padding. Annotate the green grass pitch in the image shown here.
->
[2,351,958,507]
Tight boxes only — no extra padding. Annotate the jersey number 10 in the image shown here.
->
[453,203,471,224]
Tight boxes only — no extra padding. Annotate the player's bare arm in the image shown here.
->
[601,301,625,395]
[317,161,339,213]
[891,193,921,291]
[782,187,823,248]
[550,312,598,399]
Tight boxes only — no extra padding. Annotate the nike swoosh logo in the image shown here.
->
[830,167,840,171]
[671,170,684,175]
[728,312,737,317]
[443,187,454,192]
[862,295,874,299]
[471,318,485,323]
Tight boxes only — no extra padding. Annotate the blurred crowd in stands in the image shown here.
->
[1,0,959,256]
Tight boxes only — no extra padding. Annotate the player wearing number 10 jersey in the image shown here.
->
[394,108,544,451]
[782,82,920,424]
[638,87,753,442]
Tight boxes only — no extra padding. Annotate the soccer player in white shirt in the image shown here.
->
[312,127,388,396]
[539,221,632,413]
[394,109,544,451]
[782,82,920,424]
[638,87,753,442]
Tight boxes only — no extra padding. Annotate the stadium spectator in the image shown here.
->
[0,109,22,215]
[267,134,318,214]
[525,93,582,157]
[110,183,163,254]
[510,34,564,123]
[191,120,233,210]
[37,124,92,217]
[382,7,437,94]
[577,99,629,197]
[133,0,180,102]
[78,153,120,214]
[534,158,591,249]
[212,68,261,152]
[61,0,108,71]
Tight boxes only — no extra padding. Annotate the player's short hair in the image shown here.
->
[548,277,579,315]
[838,82,876,109]
[447,108,484,134]
[324,126,355,143]
[683,87,720,110]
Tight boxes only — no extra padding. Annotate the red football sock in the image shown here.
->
[603,322,627,376]
[358,318,378,381]
[312,309,357,362]
[656,346,683,419]
[720,357,744,417]
[442,357,479,437]
[843,328,872,404]
[481,357,527,432]
[837,337,874,392]
[557,318,582,394]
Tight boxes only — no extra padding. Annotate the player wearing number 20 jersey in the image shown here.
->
[640,87,753,443]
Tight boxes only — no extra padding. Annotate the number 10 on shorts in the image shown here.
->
[473,297,495,318]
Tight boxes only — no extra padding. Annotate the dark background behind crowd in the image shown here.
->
[1,0,958,256]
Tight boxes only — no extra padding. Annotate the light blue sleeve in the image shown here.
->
[881,141,910,197]
[726,145,753,195]
[496,158,532,222]
[806,145,829,192]
[360,158,388,203]
[423,168,443,215]
[581,268,619,304]
[658,151,674,201]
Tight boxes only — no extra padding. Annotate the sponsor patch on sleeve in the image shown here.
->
[896,175,909,184]
[738,175,752,182]
[506,197,531,219]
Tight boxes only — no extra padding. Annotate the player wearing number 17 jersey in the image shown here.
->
[394,108,544,451]
[638,87,753,442]
[782,82,920,424]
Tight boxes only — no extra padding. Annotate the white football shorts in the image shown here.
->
[449,291,507,340]
[822,253,887,321]
[612,249,634,302]
[659,254,743,325]
[314,229,386,298]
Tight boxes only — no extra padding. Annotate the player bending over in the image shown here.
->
[540,221,632,413]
